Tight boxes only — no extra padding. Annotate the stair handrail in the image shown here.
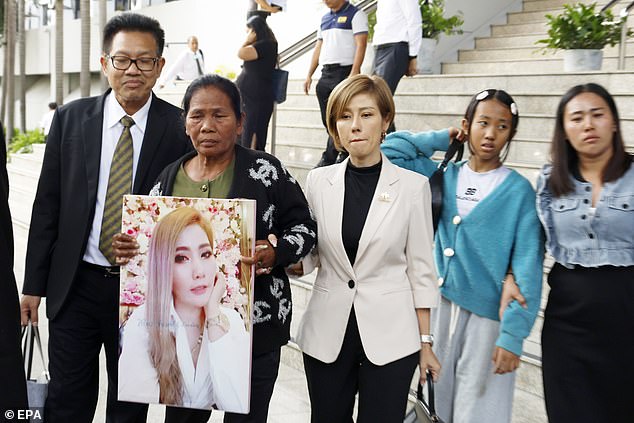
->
[271,0,377,156]
[617,1,634,69]
[601,0,634,70]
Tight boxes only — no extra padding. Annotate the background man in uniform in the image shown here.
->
[20,13,191,421]
[304,0,367,167]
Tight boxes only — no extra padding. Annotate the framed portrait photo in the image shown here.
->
[117,195,255,413]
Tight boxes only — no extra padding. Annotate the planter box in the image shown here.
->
[563,49,603,72]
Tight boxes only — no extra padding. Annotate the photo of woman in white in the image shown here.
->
[118,206,250,412]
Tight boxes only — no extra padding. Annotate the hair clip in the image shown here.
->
[476,90,489,101]
[510,102,518,116]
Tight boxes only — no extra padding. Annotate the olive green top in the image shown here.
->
[171,158,235,199]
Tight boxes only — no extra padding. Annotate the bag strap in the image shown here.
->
[417,371,438,417]
[22,321,50,381]
[437,138,464,172]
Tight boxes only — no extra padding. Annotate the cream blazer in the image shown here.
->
[296,155,439,366]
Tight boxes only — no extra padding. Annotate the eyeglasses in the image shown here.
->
[106,55,159,71]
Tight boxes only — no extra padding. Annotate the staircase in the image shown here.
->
[7,1,634,421]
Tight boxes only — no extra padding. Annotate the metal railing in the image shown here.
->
[602,0,634,70]
[270,0,378,155]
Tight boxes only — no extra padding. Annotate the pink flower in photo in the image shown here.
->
[126,228,138,237]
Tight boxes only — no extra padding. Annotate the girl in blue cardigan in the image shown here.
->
[381,89,543,423]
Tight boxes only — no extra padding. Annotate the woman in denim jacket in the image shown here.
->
[537,83,634,423]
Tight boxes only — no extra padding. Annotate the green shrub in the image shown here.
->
[537,2,632,51]
[9,128,46,154]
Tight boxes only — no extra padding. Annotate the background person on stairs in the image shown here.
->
[381,89,544,423]
[159,35,205,89]
[371,0,421,133]
[304,0,368,167]
[236,15,278,152]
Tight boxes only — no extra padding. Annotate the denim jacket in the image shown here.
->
[536,161,634,268]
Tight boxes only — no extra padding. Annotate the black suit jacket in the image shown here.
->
[23,90,192,320]
[0,121,28,413]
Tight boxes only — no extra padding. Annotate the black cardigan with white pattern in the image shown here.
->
[151,145,317,354]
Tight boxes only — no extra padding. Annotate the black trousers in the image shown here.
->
[372,42,410,134]
[315,64,352,166]
[303,308,418,423]
[127,348,281,423]
[542,263,634,423]
[45,263,146,423]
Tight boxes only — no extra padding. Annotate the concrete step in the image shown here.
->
[443,56,634,74]
[507,9,564,24]
[7,163,40,197]
[491,21,548,37]
[458,43,634,62]
[475,33,553,49]
[8,186,35,227]
[8,150,45,175]
[389,72,634,95]
[522,0,607,12]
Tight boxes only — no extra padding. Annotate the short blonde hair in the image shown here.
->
[326,74,395,151]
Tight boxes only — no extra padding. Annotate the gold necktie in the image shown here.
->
[99,116,135,264]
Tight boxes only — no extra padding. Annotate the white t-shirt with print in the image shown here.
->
[456,163,511,218]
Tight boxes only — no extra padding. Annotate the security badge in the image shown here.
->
[337,16,348,23]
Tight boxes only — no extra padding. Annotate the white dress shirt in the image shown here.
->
[118,303,250,412]
[373,0,422,57]
[159,50,205,85]
[82,92,151,266]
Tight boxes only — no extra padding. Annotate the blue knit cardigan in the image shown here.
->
[381,129,544,356]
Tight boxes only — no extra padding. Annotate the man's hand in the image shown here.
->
[112,233,139,266]
[406,58,418,76]
[21,295,42,326]
[303,77,312,95]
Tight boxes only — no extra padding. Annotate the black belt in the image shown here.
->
[375,41,408,50]
[80,261,120,277]
[322,63,352,70]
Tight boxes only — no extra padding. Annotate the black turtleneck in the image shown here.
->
[342,160,382,266]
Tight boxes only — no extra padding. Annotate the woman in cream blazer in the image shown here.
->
[294,74,440,423]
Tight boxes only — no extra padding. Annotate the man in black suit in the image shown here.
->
[0,121,28,422]
[20,14,191,422]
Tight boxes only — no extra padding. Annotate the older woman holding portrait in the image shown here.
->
[291,74,440,422]
[114,74,316,422]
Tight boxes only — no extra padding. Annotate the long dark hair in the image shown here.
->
[246,15,277,43]
[463,89,519,162]
[548,83,631,197]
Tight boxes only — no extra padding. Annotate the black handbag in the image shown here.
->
[409,372,444,423]
[22,321,49,420]
[428,139,463,233]
[271,66,289,104]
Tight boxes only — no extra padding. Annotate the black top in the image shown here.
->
[151,145,317,354]
[237,39,278,97]
[342,160,382,266]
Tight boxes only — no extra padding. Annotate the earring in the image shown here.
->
[380,131,386,142]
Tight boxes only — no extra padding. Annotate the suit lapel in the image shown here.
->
[323,160,356,278]
[134,94,169,193]
[82,93,107,209]
[354,155,400,264]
